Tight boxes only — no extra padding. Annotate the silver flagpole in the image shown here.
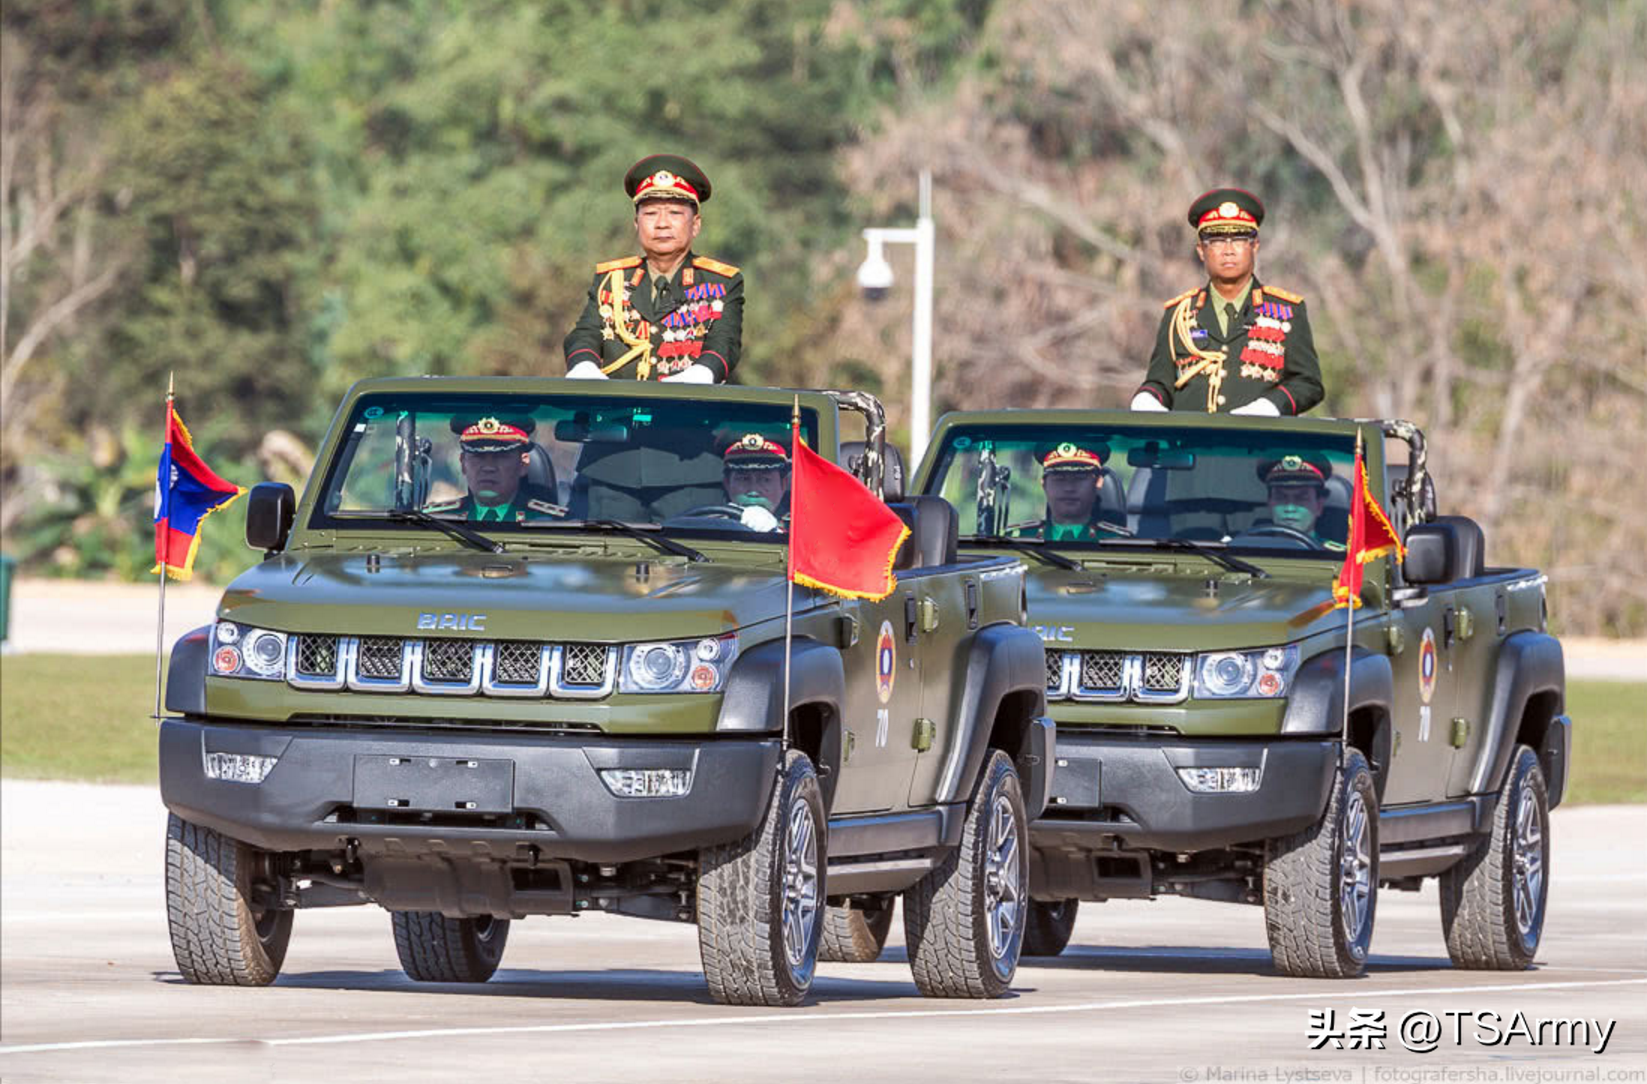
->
[153,372,175,720]
[781,395,799,752]
[1341,428,1362,755]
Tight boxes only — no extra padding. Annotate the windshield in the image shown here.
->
[924,424,1360,557]
[310,393,821,539]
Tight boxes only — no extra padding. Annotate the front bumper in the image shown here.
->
[159,718,779,862]
[1030,731,1337,854]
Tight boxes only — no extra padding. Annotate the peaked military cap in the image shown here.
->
[451,415,534,454]
[1257,453,1332,488]
[625,154,712,206]
[1037,441,1109,473]
[722,432,790,471]
[1189,187,1265,237]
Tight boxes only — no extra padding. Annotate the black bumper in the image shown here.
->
[159,718,780,863]
[1030,732,1337,854]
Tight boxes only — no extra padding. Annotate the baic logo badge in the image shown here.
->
[416,612,487,631]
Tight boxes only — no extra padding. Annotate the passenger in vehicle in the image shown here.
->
[1016,443,1124,541]
[1254,454,1344,550]
[721,433,791,532]
[424,417,565,522]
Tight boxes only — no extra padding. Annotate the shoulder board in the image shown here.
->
[595,256,643,274]
[1264,284,1304,304]
[526,499,568,517]
[1162,288,1197,309]
[692,256,740,277]
[424,499,462,513]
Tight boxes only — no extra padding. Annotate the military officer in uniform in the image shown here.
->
[563,154,744,384]
[1014,442,1125,541]
[425,417,565,523]
[1132,188,1323,416]
[720,433,792,533]
[1250,453,1345,550]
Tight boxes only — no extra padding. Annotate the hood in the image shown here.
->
[215,550,793,642]
[1025,565,1343,651]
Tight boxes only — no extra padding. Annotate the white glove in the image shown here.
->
[739,504,779,532]
[566,360,608,380]
[661,363,716,384]
[1130,391,1168,412]
[1230,398,1281,416]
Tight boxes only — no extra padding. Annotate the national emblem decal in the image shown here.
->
[876,619,897,704]
[1418,626,1438,705]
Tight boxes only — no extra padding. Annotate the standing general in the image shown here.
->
[1131,188,1323,416]
[564,154,743,383]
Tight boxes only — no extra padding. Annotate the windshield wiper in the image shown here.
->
[526,518,707,563]
[963,535,1081,571]
[1144,537,1269,578]
[384,509,503,554]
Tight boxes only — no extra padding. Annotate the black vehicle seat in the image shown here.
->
[527,443,558,498]
[1127,467,1173,537]
[1319,474,1351,546]
[1097,466,1129,530]
[838,441,906,502]
[1433,515,1486,578]
[890,496,959,569]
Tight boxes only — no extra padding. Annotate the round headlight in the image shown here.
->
[695,637,722,662]
[213,646,242,674]
[1201,652,1255,696]
[215,621,241,645]
[628,644,687,690]
[243,630,287,676]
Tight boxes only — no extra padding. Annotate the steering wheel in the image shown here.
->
[674,503,747,521]
[1232,523,1322,549]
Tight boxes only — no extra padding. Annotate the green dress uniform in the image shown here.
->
[562,252,744,382]
[1135,279,1323,415]
[425,486,566,523]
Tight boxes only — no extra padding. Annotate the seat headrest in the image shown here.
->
[889,496,959,569]
[838,440,905,502]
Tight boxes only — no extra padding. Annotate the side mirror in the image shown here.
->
[246,482,296,553]
[1402,524,1453,585]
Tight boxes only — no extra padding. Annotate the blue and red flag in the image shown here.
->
[153,401,244,580]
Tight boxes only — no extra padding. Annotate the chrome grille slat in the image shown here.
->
[291,637,616,699]
[288,635,344,690]
[1058,649,1190,704]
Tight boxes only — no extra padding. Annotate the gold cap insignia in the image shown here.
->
[1219,201,1240,218]
[1057,442,1078,457]
[1281,454,1303,470]
[652,170,677,188]
[478,417,501,433]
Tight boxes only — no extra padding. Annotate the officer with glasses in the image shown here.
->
[1131,188,1323,416]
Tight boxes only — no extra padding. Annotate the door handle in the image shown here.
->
[904,594,918,643]
[919,597,940,633]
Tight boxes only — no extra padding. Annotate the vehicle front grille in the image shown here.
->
[561,643,607,687]
[1046,649,1191,704]
[295,635,339,676]
[285,637,616,699]
[356,637,404,680]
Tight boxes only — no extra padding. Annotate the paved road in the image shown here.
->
[6,577,1642,679]
[1,781,1642,1083]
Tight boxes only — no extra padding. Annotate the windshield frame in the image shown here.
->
[917,414,1383,563]
[297,382,835,546]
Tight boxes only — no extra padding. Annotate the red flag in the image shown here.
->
[1332,436,1404,609]
[787,422,910,600]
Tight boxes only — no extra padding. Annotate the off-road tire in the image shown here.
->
[1264,749,1378,978]
[819,895,895,963]
[165,813,292,986]
[904,749,1027,998]
[1440,745,1549,970]
[392,912,510,983]
[698,750,826,1006]
[1022,898,1080,958]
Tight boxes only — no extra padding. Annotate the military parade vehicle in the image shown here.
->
[159,378,1053,1006]
[914,410,1570,978]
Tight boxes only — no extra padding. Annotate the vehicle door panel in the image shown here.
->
[829,590,924,814]
[1445,579,1508,797]
[906,570,971,808]
[1385,591,1457,805]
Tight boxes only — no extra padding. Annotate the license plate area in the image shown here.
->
[1049,756,1100,808]
[353,755,514,813]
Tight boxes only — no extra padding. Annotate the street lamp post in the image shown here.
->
[857,171,935,466]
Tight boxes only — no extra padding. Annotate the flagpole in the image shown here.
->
[1341,428,1361,755]
[153,372,175,720]
[781,396,799,753]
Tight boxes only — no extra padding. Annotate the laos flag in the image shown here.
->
[153,402,244,580]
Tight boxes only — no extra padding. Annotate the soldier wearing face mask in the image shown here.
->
[1256,453,1345,551]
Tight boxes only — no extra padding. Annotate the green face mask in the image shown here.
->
[1272,504,1314,531]
[732,492,773,511]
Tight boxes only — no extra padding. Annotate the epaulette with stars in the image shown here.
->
[692,256,740,277]
[595,255,643,274]
[1263,284,1304,304]
[1162,288,1198,309]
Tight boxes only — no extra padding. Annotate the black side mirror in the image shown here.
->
[1402,524,1453,585]
[246,482,296,552]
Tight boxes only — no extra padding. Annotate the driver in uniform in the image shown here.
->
[720,433,791,532]
[1255,453,1344,550]
[425,417,566,522]
[1013,442,1125,540]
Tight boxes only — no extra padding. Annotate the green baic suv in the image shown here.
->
[914,410,1570,978]
[158,378,1053,1006]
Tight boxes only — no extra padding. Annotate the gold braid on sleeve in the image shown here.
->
[599,268,654,380]
[1169,294,1227,413]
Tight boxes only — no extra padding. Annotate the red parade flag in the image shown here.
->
[787,420,910,601]
[1332,436,1404,609]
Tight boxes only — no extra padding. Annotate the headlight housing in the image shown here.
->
[210,622,287,681]
[619,635,738,694]
[1193,644,1300,699]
